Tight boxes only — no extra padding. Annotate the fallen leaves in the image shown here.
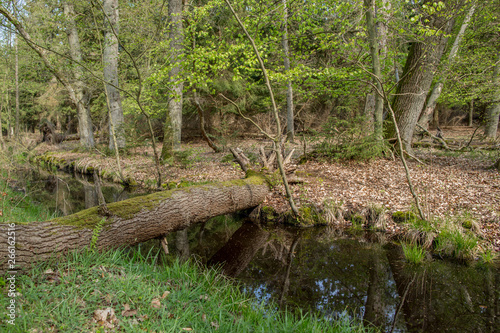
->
[93,307,118,329]
[121,304,137,317]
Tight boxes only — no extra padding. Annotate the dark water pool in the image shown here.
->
[163,217,500,333]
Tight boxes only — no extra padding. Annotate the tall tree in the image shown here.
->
[103,0,125,150]
[14,32,19,139]
[418,3,476,129]
[388,1,455,151]
[282,0,294,142]
[63,1,95,148]
[484,52,500,138]
[161,0,184,160]
[364,0,384,141]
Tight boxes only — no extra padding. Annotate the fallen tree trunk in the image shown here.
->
[0,174,269,272]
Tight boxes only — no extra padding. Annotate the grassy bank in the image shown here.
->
[1,248,368,332]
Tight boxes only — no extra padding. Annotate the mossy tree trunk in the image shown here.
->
[0,175,269,273]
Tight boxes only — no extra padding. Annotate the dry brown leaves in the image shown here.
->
[33,136,500,251]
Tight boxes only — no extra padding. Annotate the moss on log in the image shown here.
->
[0,175,269,272]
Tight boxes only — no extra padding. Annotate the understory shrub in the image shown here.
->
[313,116,388,161]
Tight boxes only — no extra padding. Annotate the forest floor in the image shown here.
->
[26,126,500,253]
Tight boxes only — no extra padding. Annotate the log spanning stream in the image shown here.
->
[9,170,500,332]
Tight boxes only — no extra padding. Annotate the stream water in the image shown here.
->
[12,170,500,333]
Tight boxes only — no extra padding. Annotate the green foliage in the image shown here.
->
[435,228,478,260]
[350,213,365,226]
[312,116,388,161]
[477,249,499,266]
[174,150,194,169]
[402,243,426,264]
[90,218,106,252]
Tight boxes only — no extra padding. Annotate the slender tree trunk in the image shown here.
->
[14,35,19,139]
[282,0,294,142]
[468,99,474,127]
[484,53,500,139]
[0,101,4,147]
[388,10,452,151]
[64,2,95,148]
[364,0,384,141]
[418,4,476,129]
[376,0,390,61]
[161,0,184,160]
[103,0,125,150]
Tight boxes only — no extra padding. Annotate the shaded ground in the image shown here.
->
[28,126,500,252]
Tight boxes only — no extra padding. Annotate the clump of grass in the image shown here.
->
[402,243,426,264]
[477,249,499,266]
[0,248,369,332]
[435,228,478,260]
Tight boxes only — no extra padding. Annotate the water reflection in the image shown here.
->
[12,169,143,216]
[165,217,500,333]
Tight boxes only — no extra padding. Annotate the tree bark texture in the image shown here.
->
[103,0,125,150]
[64,2,95,148]
[364,0,384,140]
[418,4,476,129]
[0,175,269,273]
[15,36,19,139]
[161,0,184,159]
[282,0,294,142]
[484,52,500,139]
[389,3,453,151]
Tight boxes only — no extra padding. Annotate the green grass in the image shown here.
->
[435,228,478,260]
[401,243,426,264]
[0,176,60,223]
[1,248,369,332]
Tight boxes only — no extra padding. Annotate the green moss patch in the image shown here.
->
[50,175,268,229]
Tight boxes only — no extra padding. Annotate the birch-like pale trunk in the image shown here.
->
[484,53,500,139]
[364,0,384,141]
[103,0,125,150]
[418,4,476,129]
[282,0,294,142]
[63,2,95,148]
[161,0,184,160]
[14,36,19,139]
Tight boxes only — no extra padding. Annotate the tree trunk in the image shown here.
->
[0,175,269,273]
[103,0,125,150]
[468,99,474,127]
[282,0,294,142]
[14,35,19,139]
[484,53,500,139]
[389,18,452,151]
[418,4,476,130]
[0,101,4,147]
[64,2,95,148]
[161,0,184,160]
[364,0,384,141]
